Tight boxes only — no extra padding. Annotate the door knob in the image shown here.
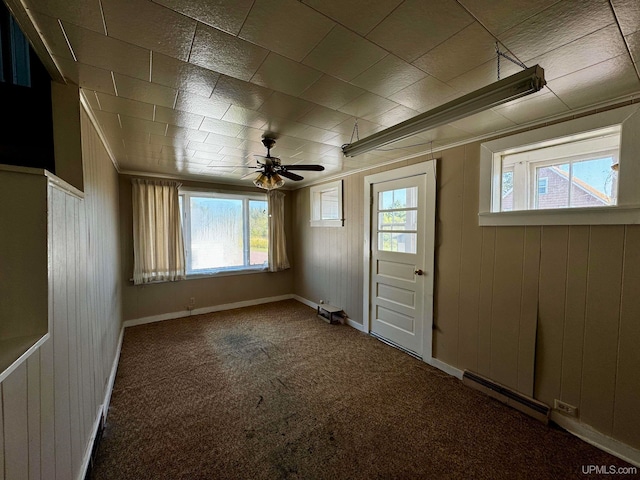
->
[415,269,424,276]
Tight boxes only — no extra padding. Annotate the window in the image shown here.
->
[310,180,343,227]
[180,190,268,275]
[377,186,418,253]
[479,104,640,226]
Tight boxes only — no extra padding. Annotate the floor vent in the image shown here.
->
[462,370,550,424]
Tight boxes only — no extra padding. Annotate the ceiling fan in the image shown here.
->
[244,137,325,190]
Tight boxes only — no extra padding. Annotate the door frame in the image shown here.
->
[363,161,437,362]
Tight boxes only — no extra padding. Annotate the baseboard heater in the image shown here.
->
[462,370,550,424]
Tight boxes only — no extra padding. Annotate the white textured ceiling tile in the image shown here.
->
[192,151,226,163]
[259,92,316,119]
[102,0,196,61]
[301,0,403,36]
[265,135,307,150]
[211,76,273,111]
[200,117,245,137]
[189,23,269,81]
[412,23,499,83]
[222,106,268,128]
[204,134,245,148]
[149,134,190,148]
[124,140,163,155]
[24,0,105,33]
[93,110,122,134]
[82,90,102,112]
[239,0,334,62]
[251,53,323,96]
[96,92,155,120]
[154,106,204,129]
[165,125,209,143]
[493,91,570,124]
[366,0,474,62]
[54,57,116,95]
[152,0,253,35]
[390,76,460,112]
[332,117,383,136]
[498,0,616,61]
[525,25,627,82]
[446,58,520,95]
[30,13,74,60]
[175,92,230,119]
[458,0,559,35]
[547,55,640,109]
[338,93,399,120]
[152,53,220,97]
[302,25,387,81]
[448,109,517,134]
[120,115,168,136]
[413,125,471,145]
[297,106,352,130]
[299,75,366,110]
[367,105,421,127]
[611,0,640,35]
[351,55,427,97]
[187,141,227,154]
[62,22,151,81]
[113,74,178,108]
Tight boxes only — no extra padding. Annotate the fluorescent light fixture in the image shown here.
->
[342,65,546,157]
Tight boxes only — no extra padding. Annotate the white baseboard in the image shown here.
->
[123,294,295,328]
[78,325,124,480]
[424,357,464,379]
[551,412,640,468]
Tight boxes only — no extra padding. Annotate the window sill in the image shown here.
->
[310,219,344,227]
[186,266,269,279]
[478,205,640,226]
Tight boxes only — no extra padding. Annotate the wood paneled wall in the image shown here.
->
[292,142,640,450]
[0,110,122,479]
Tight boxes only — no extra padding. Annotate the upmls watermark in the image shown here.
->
[581,465,638,475]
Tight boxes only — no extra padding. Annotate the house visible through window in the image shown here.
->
[497,126,620,212]
[179,190,268,275]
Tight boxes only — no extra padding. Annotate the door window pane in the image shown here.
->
[378,232,417,253]
[378,210,417,231]
[378,187,417,209]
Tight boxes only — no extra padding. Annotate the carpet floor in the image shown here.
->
[90,299,633,479]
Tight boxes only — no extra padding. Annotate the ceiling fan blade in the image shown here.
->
[278,170,304,181]
[282,164,325,171]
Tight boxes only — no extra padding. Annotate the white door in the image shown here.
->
[370,174,427,356]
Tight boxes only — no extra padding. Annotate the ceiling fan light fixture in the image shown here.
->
[254,172,285,190]
[342,65,546,157]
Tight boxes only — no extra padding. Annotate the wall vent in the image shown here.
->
[462,370,550,424]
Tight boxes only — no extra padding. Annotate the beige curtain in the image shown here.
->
[268,190,290,272]
[132,179,186,284]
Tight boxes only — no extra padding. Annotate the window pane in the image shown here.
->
[378,210,417,231]
[378,187,417,210]
[249,200,268,266]
[189,197,243,271]
[501,166,514,212]
[570,157,618,207]
[535,165,569,209]
[320,189,339,219]
[378,232,417,253]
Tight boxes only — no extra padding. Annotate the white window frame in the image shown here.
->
[479,104,640,226]
[310,180,344,227]
[180,188,268,277]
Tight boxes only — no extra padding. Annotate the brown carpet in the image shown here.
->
[91,299,632,479]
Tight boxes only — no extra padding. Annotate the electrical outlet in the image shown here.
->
[554,399,578,417]
[188,297,195,311]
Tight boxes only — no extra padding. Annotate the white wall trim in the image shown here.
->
[551,412,640,468]
[78,325,124,480]
[424,357,464,379]
[123,295,295,328]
